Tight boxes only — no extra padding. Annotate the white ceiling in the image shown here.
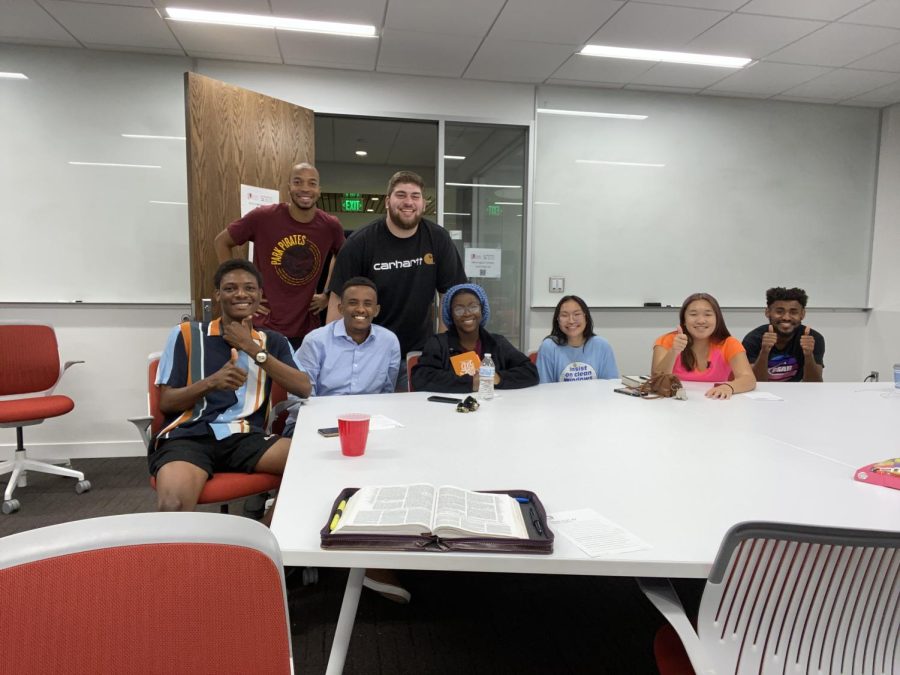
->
[4,0,900,106]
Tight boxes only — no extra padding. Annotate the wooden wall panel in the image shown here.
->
[185,72,315,318]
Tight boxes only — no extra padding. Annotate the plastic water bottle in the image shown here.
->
[479,353,495,400]
[894,363,900,389]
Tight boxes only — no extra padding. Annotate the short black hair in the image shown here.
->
[214,259,263,289]
[340,276,377,299]
[766,287,808,308]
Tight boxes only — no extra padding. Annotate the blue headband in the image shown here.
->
[442,283,490,328]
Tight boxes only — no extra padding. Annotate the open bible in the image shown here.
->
[321,484,553,554]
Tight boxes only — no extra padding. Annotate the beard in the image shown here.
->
[387,204,421,230]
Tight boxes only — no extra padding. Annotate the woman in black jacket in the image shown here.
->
[411,283,539,393]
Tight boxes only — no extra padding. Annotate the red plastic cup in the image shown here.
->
[337,413,371,456]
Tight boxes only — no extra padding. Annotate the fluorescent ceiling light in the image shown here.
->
[123,133,186,140]
[366,208,374,212]
[444,212,471,216]
[444,155,466,160]
[355,150,367,157]
[446,182,521,189]
[579,44,750,69]
[149,200,188,205]
[534,201,560,205]
[69,161,161,168]
[576,159,665,168]
[166,7,377,37]
[0,72,28,80]
[370,197,379,201]
[494,201,523,206]
[537,108,646,120]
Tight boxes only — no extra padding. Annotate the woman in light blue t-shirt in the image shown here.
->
[537,295,619,384]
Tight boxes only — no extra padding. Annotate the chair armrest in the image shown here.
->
[64,360,85,371]
[265,399,302,435]
[127,416,153,449]
[637,578,714,675]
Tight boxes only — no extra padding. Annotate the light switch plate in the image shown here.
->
[549,277,565,293]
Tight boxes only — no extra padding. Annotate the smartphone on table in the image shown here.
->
[318,427,340,437]
[427,395,462,404]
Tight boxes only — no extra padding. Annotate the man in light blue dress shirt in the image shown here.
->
[283,276,400,435]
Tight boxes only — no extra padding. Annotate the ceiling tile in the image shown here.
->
[378,29,480,78]
[780,67,900,99]
[765,22,900,67]
[848,42,900,71]
[489,0,622,44]
[841,0,900,28]
[544,78,625,89]
[387,123,438,165]
[623,82,702,93]
[167,22,282,62]
[844,78,900,103]
[464,37,576,83]
[278,31,378,70]
[738,0,869,21]
[706,61,831,94]
[0,0,80,46]
[68,0,153,6]
[686,14,824,59]
[838,98,890,107]
[153,0,271,11]
[635,0,745,9]
[268,0,387,25]
[551,54,655,83]
[41,1,182,51]
[632,62,734,87]
[586,2,728,51]
[384,0,504,37]
[772,94,841,103]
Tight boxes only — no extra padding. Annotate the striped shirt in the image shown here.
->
[155,319,296,443]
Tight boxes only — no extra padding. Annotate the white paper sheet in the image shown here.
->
[368,414,404,430]
[745,391,784,401]
[548,509,651,557]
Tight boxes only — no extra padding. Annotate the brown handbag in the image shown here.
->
[638,373,685,399]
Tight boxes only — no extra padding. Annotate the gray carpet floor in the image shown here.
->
[1,457,689,674]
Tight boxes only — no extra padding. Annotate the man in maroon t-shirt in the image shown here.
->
[215,163,345,348]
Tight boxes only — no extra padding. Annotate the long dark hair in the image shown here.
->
[548,295,595,346]
[678,292,731,371]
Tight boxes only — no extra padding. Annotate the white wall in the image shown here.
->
[1,46,895,461]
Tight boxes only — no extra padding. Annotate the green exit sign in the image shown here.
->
[487,204,502,216]
[342,198,363,212]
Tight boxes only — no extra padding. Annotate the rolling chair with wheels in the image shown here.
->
[129,352,285,514]
[0,511,293,674]
[0,323,91,514]
[406,350,422,392]
[638,521,900,675]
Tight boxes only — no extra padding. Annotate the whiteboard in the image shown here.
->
[531,86,880,308]
[0,45,191,303]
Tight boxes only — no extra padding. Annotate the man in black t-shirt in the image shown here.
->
[326,170,466,389]
[742,286,825,382]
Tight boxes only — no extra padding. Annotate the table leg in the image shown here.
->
[325,567,365,675]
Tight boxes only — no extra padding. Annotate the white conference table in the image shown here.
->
[271,380,900,673]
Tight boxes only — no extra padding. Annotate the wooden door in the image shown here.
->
[185,72,315,318]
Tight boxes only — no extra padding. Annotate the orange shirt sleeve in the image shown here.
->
[721,336,746,362]
[655,332,676,349]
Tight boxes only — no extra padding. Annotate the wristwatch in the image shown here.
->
[254,349,268,364]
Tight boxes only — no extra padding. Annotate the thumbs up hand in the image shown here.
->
[760,323,777,352]
[209,348,247,391]
[672,324,689,353]
[799,326,815,357]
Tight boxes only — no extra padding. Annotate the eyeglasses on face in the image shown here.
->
[558,312,585,321]
[452,304,482,317]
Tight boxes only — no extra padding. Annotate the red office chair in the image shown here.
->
[0,324,90,515]
[406,350,422,392]
[0,512,293,674]
[129,353,282,514]
[528,351,538,365]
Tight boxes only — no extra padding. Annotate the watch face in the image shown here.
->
[255,350,268,363]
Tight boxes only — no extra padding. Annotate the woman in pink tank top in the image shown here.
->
[651,293,756,399]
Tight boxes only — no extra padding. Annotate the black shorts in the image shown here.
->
[148,432,280,477]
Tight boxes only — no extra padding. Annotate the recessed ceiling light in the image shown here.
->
[576,159,665,168]
[537,108,647,120]
[444,155,466,160]
[366,208,374,212]
[370,197,379,201]
[446,182,521,189]
[494,201,523,206]
[0,72,28,80]
[123,134,186,140]
[166,7,377,37]
[444,212,471,216]
[355,150,368,157]
[69,161,161,168]
[579,44,751,69]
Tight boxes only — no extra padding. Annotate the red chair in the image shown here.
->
[129,353,281,514]
[0,324,90,515]
[406,350,422,392]
[528,351,538,365]
[0,511,293,674]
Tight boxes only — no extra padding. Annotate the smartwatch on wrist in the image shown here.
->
[254,349,268,364]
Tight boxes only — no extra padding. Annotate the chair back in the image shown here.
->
[148,353,165,436]
[0,324,61,396]
[406,351,422,392]
[697,521,900,675]
[0,512,293,674]
[528,351,538,365]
